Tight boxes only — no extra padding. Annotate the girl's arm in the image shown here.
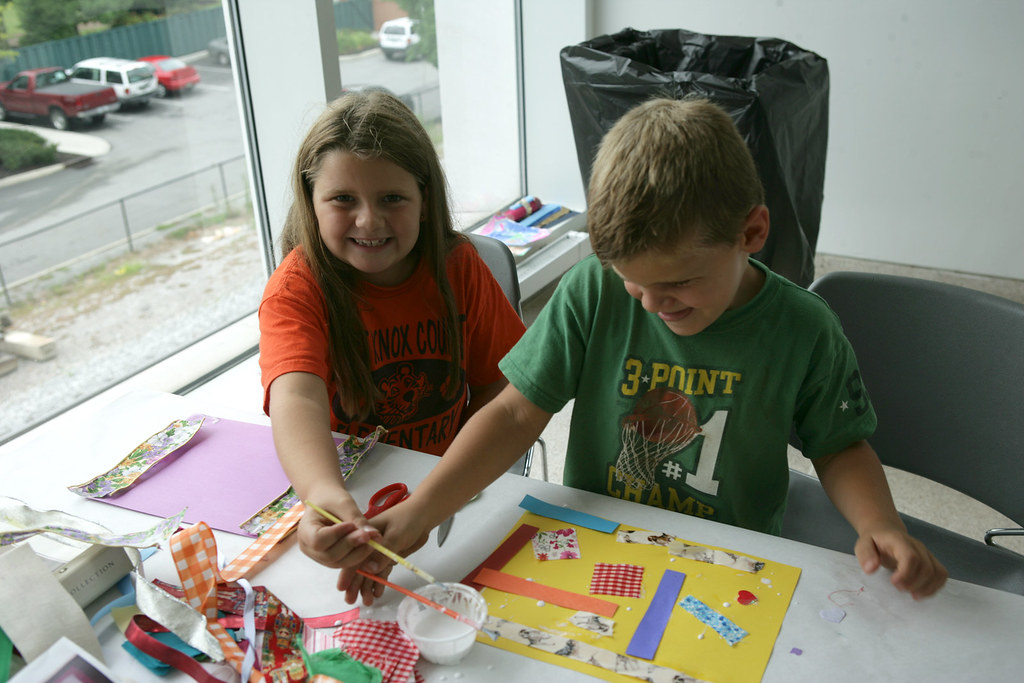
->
[268,372,385,584]
[339,383,552,603]
[812,440,947,598]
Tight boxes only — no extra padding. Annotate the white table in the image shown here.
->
[3,389,1022,682]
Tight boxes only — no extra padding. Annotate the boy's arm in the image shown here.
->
[338,383,553,603]
[268,372,384,584]
[811,440,948,598]
[461,377,508,424]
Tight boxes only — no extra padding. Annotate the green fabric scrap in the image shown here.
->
[0,625,12,683]
[301,643,382,683]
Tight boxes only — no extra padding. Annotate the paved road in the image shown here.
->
[0,48,439,286]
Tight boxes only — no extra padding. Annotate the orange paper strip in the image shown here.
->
[475,567,618,618]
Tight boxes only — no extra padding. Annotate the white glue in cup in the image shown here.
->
[397,583,487,665]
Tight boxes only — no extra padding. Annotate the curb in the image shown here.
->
[0,121,109,189]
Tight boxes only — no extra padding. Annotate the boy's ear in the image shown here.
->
[739,205,770,254]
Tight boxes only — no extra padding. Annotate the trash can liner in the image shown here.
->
[561,28,829,286]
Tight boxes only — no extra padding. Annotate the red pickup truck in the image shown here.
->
[0,67,119,130]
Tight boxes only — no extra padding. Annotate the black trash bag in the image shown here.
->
[560,28,829,287]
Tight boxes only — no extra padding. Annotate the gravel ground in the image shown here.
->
[0,219,265,441]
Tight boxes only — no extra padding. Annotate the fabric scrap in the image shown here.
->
[486,616,708,683]
[518,495,619,533]
[568,611,614,637]
[590,562,645,599]
[68,415,205,497]
[0,496,184,548]
[626,570,685,660]
[531,528,581,560]
[303,646,382,683]
[476,567,618,618]
[680,595,748,646]
[617,529,675,546]
[666,540,766,573]
[462,523,539,590]
[334,619,418,683]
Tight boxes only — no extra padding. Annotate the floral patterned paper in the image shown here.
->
[68,415,206,498]
[239,425,388,536]
[531,527,581,561]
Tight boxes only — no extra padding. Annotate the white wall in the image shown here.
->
[524,0,1024,280]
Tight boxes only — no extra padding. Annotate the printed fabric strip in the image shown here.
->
[485,616,707,683]
[666,540,765,573]
[68,415,206,498]
[221,503,304,582]
[589,562,645,599]
[239,425,387,536]
[679,595,749,646]
[0,496,184,548]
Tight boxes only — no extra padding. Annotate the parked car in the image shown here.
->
[208,37,231,66]
[68,57,158,109]
[137,55,200,97]
[379,17,420,60]
[0,67,118,130]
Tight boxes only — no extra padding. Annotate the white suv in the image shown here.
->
[379,17,420,61]
[68,57,159,109]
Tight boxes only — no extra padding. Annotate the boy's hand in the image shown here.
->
[855,525,948,599]
[337,502,432,605]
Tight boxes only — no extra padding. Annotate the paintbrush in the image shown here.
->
[304,500,439,585]
[356,569,483,631]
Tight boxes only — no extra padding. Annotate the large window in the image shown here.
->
[0,0,526,442]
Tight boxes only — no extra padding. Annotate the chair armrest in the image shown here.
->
[985,528,1024,546]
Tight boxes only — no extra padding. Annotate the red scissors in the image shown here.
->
[364,482,409,519]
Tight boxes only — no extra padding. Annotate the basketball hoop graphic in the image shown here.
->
[614,388,701,490]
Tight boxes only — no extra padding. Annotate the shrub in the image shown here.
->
[0,129,57,171]
[336,29,377,56]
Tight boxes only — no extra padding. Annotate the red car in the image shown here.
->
[137,55,200,97]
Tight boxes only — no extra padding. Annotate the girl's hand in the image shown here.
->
[299,486,380,570]
[337,501,432,605]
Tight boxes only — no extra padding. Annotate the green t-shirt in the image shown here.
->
[499,256,876,535]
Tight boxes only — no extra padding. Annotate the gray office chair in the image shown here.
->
[468,233,548,480]
[782,271,1024,595]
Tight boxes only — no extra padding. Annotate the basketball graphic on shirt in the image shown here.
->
[614,388,701,490]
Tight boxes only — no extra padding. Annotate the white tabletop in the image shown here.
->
[3,389,1022,682]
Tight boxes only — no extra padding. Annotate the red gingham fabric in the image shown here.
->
[589,562,645,598]
[335,619,419,683]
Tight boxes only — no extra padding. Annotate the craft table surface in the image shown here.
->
[2,389,1023,682]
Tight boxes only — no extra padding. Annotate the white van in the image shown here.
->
[68,57,159,109]
[379,17,420,61]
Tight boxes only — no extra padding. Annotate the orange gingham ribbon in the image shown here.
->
[220,502,305,582]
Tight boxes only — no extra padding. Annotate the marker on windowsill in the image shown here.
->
[304,500,438,585]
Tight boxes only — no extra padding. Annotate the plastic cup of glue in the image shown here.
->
[397,583,487,665]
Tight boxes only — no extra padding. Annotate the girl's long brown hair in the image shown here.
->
[279,92,464,420]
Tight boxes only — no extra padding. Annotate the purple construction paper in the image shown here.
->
[94,416,342,536]
[626,569,686,660]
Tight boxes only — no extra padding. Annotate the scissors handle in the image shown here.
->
[365,482,409,519]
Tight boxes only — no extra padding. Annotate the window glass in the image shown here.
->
[0,3,258,442]
[106,70,123,84]
[128,67,151,83]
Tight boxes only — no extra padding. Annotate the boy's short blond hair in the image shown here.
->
[588,97,765,263]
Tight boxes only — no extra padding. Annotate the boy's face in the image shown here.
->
[612,208,769,337]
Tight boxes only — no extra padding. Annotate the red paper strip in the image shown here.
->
[475,568,619,618]
[462,524,539,590]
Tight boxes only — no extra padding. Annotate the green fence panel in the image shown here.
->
[335,0,373,31]
[0,7,226,81]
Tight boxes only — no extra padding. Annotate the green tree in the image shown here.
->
[12,0,77,45]
[0,1,19,61]
[395,0,436,68]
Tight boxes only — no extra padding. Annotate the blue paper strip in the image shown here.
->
[518,495,619,533]
[626,569,686,659]
[680,595,749,646]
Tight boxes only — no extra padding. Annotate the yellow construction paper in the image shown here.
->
[476,512,801,683]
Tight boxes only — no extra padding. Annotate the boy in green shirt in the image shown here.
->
[309,97,947,603]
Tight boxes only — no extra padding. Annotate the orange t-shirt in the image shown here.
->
[258,241,525,455]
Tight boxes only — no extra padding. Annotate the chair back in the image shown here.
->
[468,234,523,316]
[809,271,1024,527]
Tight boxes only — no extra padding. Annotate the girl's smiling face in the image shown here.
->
[312,150,424,287]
